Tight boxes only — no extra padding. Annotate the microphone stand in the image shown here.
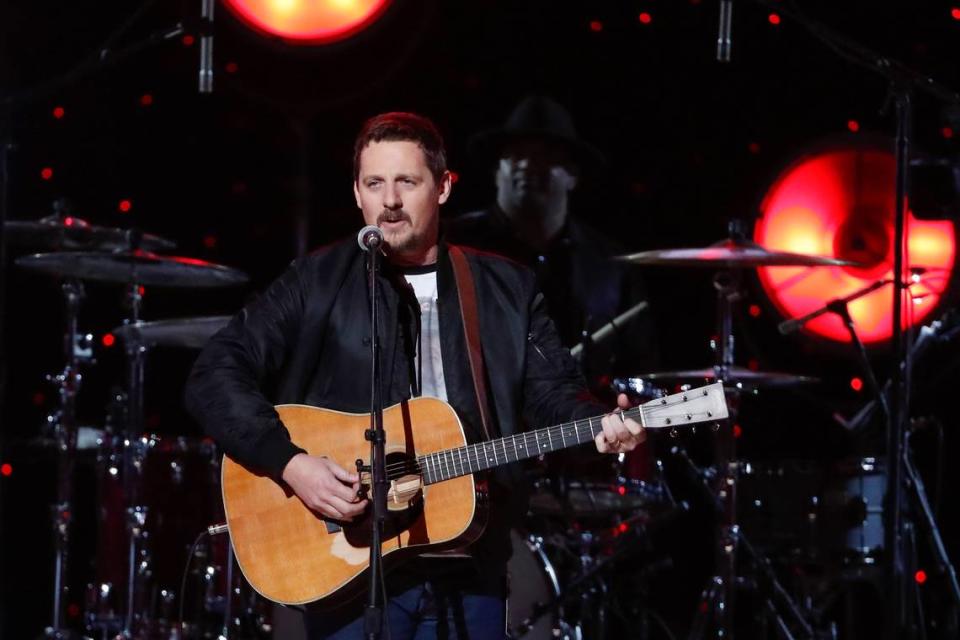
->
[363,242,388,640]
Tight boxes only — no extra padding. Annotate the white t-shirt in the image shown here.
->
[403,269,447,401]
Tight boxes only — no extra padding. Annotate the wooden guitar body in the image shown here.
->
[221,397,485,606]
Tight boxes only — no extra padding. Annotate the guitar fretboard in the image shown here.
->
[415,407,643,485]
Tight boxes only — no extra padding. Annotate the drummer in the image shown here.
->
[445,96,659,383]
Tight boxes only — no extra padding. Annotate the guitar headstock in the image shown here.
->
[639,382,729,430]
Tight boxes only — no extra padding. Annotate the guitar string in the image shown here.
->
[376,396,720,478]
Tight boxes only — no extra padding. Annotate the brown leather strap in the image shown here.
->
[448,245,492,440]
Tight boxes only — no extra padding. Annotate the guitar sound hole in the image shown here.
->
[343,451,425,546]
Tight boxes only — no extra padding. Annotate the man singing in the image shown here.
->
[186,111,643,639]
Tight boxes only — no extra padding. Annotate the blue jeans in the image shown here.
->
[305,567,507,640]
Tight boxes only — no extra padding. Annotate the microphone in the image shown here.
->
[207,522,228,535]
[717,0,733,63]
[357,225,384,252]
[199,0,214,93]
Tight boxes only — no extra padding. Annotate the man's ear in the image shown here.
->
[353,181,362,208]
[437,171,453,205]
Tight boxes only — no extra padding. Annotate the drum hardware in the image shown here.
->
[40,278,93,640]
[111,316,232,350]
[626,367,818,389]
[614,238,862,268]
[16,249,250,288]
[4,214,176,253]
[16,236,249,638]
[672,446,821,639]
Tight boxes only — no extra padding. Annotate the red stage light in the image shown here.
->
[847,120,860,133]
[102,334,116,347]
[118,199,132,213]
[755,144,956,344]
[748,142,761,154]
[733,424,743,438]
[225,62,239,74]
[52,106,65,119]
[41,167,53,180]
[952,7,960,20]
[915,570,928,584]
[768,13,781,25]
[850,377,864,391]
[1,463,11,477]
[182,34,195,46]
[748,304,761,317]
[223,0,392,45]
[140,94,154,107]
[203,234,218,249]
[590,20,603,32]
[943,127,955,139]
[32,392,46,406]
[639,12,652,24]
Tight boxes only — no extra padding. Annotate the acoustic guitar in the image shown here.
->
[221,382,728,606]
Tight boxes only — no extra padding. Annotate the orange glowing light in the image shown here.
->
[755,144,956,344]
[223,0,392,45]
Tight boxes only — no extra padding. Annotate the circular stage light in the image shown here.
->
[755,142,956,344]
[223,0,392,45]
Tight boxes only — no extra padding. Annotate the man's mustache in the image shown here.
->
[377,210,409,224]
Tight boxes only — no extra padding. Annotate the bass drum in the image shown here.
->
[508,529,569,640]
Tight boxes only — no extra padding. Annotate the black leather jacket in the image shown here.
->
[185,237,603,488]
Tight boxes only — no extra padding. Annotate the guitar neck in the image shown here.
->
[416,409,634,486]
[415,382,726,485]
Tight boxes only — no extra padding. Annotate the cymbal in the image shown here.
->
[632,366,818,387]
[112,316,232,349]
[4,217,176,252]
[616,239,860,268]
[15,250,249,288]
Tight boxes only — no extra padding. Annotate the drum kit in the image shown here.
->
[504,222,954,639]
[6,210,955,639]
[5,209,262,639]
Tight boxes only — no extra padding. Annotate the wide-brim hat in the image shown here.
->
[468,95,606,169]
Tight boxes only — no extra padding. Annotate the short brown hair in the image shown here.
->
[353,112,448,183]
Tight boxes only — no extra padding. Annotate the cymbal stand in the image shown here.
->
[688,265,742,639]
[119,281,150,639]
[44,278,93,639]
[689,223,818,638]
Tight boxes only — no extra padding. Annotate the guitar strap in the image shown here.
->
[448,245,493,441]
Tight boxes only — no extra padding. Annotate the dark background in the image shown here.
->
[1,0,959,637]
